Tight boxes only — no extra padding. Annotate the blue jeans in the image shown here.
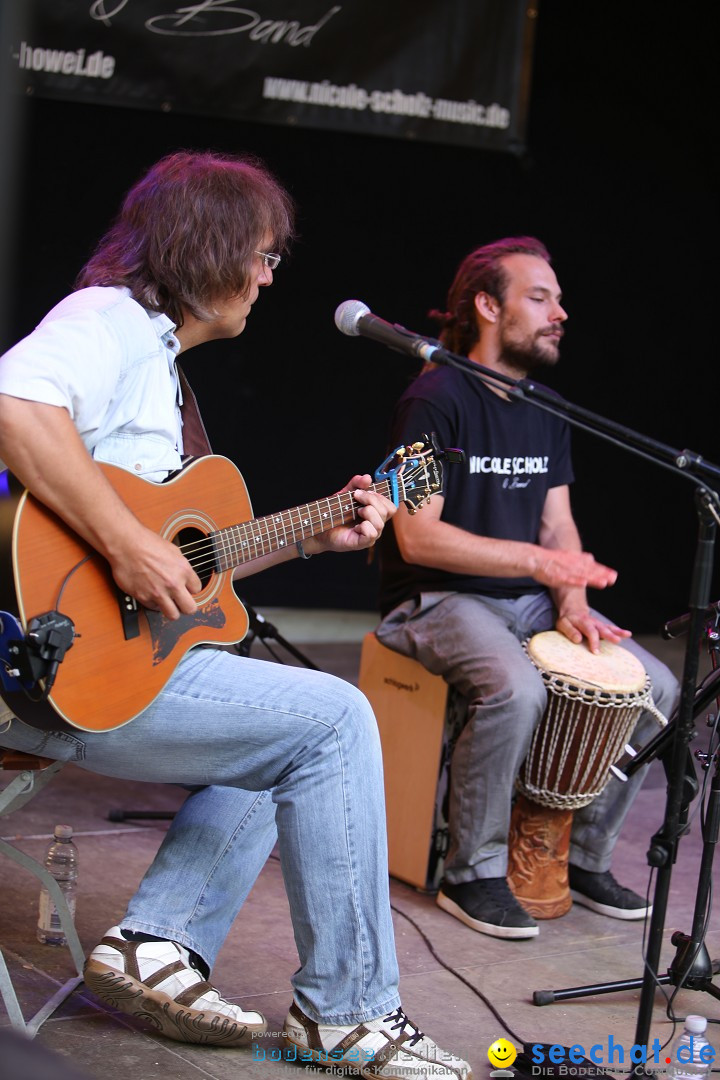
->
[0,647,400,1024]
[377,591,679,882]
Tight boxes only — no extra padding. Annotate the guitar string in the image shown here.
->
[177,462,435,577]
[175,476,403,573]
[175,486,384,558]
[178,490,384,574]
[170,455,432,569]
[173,476,393,552]
[174,464,433,576]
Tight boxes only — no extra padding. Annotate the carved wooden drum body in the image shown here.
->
[507,630,652,919]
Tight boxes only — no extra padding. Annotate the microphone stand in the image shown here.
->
[418,343,720,1064]
[232,598,320,670]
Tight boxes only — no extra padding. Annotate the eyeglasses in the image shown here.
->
[255,250,282,270]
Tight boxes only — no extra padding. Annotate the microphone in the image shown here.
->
[334,300,443,363]
[661,600,720,639]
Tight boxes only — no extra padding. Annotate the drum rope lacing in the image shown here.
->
[518,644,668,810]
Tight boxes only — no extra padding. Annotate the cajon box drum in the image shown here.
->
[358,633,465,890]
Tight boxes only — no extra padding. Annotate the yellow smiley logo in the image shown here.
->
[488,1038,518,1069]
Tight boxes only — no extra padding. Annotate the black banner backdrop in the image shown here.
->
[11,0,537,153]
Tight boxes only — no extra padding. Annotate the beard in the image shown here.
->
[498,319,562,375]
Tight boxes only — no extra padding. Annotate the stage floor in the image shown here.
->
[1,615,718,1079]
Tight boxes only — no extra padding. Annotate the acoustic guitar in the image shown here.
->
[0,437,449,732]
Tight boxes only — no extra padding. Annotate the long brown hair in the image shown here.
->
[75,150,295,328]
[429,236,551,356]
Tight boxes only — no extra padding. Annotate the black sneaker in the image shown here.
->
[569,866,652,920]
[436,878,539,939]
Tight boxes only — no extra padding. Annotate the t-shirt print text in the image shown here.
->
[468,454,549,490]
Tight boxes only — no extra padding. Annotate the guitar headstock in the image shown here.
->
[374,433,464,514]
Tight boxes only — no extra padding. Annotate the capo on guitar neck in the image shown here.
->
[374,433,464,513]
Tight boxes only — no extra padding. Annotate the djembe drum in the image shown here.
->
[507,630,663,919]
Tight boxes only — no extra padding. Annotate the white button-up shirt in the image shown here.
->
[0,286,185,481]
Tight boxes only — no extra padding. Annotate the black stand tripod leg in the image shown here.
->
[534,974,673,1007]
[664,750,720,1002]
[533,749,699,1007]
[234,600,321,670]
[633,503,717,1062]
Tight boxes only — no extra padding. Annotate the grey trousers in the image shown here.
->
[376,590,679,883]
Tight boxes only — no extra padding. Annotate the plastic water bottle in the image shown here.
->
[667,1016,715,1079]
[36,824,79,945]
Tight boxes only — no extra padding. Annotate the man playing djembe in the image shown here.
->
[376,236,679,940]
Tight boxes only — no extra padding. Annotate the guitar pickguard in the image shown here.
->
[147,599,227,664]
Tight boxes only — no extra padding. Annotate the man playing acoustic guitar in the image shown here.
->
[0,151,471,1080]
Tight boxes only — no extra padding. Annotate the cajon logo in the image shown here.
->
[383,676,421,692]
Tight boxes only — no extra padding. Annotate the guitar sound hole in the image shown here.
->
[174,527,215,590]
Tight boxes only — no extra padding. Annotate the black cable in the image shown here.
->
[389,900,527,1047]
[269,845,526,1046]
[635,866,677,1055]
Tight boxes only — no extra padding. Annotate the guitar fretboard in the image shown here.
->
[208,477,395,571]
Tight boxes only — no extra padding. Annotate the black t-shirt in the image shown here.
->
[378,365,575,614]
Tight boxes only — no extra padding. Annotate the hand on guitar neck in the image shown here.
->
[103,469,396,618]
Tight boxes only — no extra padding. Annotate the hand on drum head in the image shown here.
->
[532,548,618,590]
[555,609,632,653]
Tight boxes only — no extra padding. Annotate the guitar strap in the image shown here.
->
[177,365,213,458]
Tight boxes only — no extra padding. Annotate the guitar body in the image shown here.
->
[2,457,252,732]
